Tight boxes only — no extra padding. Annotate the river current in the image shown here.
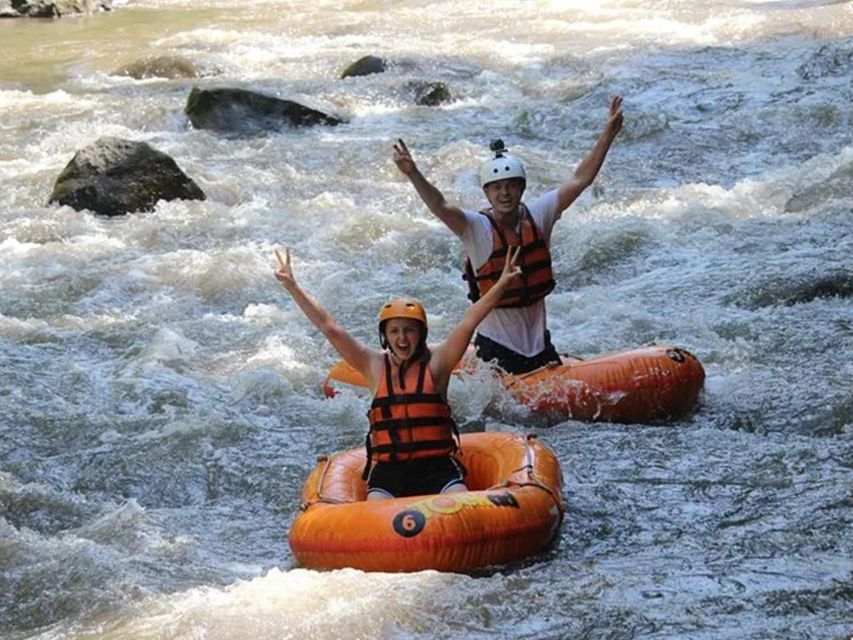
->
[1,1,851,639]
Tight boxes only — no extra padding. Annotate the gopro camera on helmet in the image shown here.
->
[489,139,507,157]
[480,139,526,187]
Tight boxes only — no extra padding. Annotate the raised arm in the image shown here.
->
[274,248,379,387]
[429,247,522,389]
[556,96,623,214]
[393,139,468,237]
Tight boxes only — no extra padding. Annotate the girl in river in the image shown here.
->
[274,246,521,500]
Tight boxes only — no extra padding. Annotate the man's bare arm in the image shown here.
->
[556,96,624,214]
[394,139,468,237]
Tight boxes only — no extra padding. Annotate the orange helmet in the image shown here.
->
[377,299,427,325]
[377,299,428,352]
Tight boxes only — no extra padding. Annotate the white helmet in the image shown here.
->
[480,139,526,188]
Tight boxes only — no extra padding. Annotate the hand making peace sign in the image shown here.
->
[392,138,417,176]
[605,96,623,139]
[274,247,296,291]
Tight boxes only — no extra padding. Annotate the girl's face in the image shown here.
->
[384,318,423,361]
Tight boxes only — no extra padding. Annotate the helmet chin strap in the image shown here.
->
[395,340,428,388]
[385,336,427,362]
[494,203,522,226]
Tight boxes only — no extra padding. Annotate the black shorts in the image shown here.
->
[474,330,562,375]
[367,456,466,498]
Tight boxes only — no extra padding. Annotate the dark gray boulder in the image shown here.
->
[115,55,217,80]
[185,87,343,135]
[411,81,452,106]
[0,0,111,18]
[49,137,205,216]
[340,55,387,78]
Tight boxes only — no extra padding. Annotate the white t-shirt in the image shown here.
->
[459,189,562,357]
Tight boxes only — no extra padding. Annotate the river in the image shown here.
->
[1,1,851,638]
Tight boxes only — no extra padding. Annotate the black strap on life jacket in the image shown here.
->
[462,205,547,306]
[363,354,461,480]
[464,257,480,303]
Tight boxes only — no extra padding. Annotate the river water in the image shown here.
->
[1,1,851,638]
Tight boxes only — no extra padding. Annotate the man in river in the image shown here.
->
[393,96,624,375]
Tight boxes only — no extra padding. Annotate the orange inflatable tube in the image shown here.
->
[324,345,704,423]
[289,432,564,573]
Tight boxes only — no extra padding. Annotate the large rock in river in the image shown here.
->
[340,55,387,78]
[0,0,111,17]
[49,137,205,216]
[185,87,343,135]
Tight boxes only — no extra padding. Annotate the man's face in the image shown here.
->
[484,178,525,218]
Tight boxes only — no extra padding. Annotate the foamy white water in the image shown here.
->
[1,1,851,639]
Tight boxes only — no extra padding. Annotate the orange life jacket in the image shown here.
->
[366,353,459,468]
[463,205,555,308]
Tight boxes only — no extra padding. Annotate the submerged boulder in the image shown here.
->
[0,0,111,17]
[796,43,853,81]
[410,81,452,106]
[185,87,343,135]
[49,137,205,216]
[785,162,853,213]
[115,55,217,80]
[340,55,387,78]
[726,271,853,309]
